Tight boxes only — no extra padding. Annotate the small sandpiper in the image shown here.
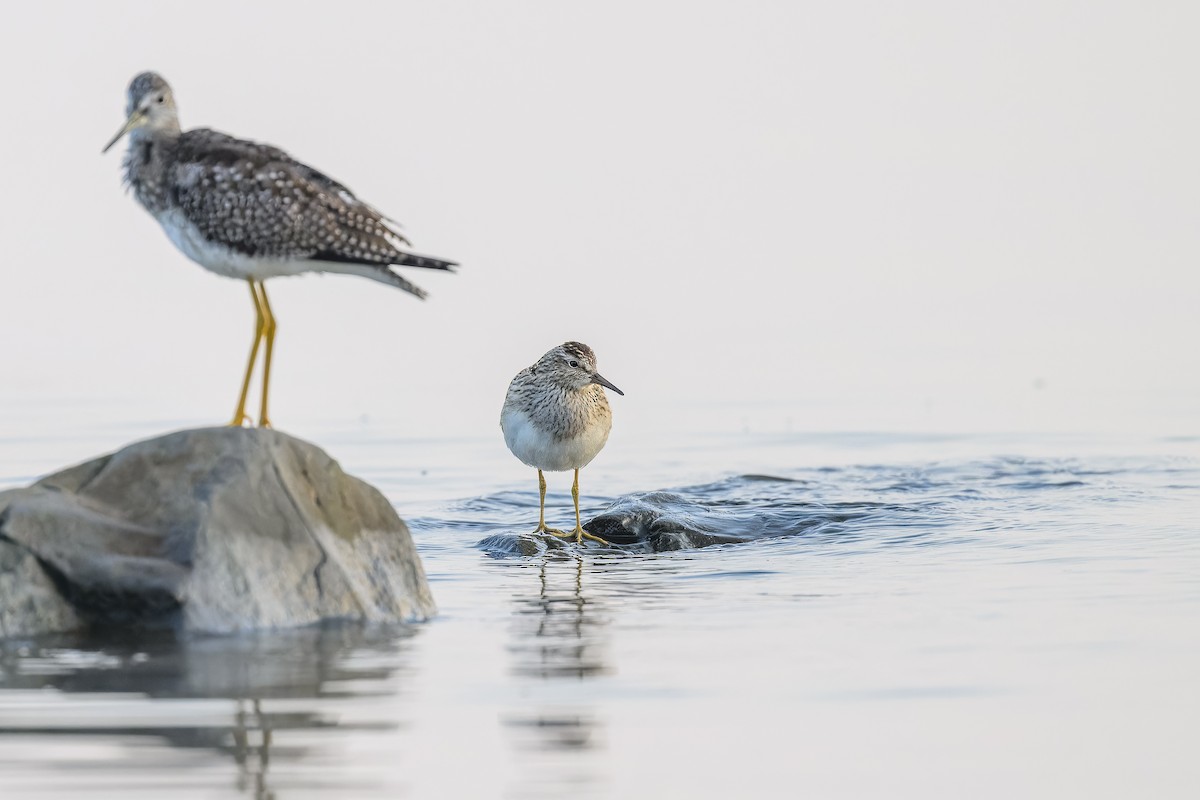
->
[501,342,624,545]
[102,72,457,428]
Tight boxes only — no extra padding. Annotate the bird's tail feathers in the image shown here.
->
[393,251,458,272]
[320,262,430,299]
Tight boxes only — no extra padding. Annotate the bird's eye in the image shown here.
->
[568,360,579,368]
[156,95,165,104]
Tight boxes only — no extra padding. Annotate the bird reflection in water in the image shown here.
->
[232,698,274,800]
[505,554,610,761]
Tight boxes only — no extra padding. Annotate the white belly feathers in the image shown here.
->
[501,406,611,472]
[155,208,312,280]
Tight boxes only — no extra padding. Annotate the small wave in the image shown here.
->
[464,453,1190,557]
[1002,479,1086,490]
[475,473,948,555]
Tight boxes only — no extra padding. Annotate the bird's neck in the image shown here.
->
[124,128,180,213]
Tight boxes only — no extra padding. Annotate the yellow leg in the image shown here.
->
[230,280,265,427]
[534,469,567,536]
[571,468,610,545]
[256,282,277,429]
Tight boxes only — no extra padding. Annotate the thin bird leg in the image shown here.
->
[535,469,568,536]
[571,468,610,545]
[230,280,265,427]
[256,282,277,429]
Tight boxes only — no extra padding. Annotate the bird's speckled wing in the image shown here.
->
[168,128,451,270]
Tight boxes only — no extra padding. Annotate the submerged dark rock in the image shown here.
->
[581,491,765,550]
[476,489,777,555]
[0,428,434,637]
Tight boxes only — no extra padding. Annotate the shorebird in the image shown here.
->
[102,71,456,427]
[501,342,624,545]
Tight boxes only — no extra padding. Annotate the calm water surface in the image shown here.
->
[1,416,1197,798]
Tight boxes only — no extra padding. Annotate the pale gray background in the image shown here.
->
[1,0,1196,443]
[0,6,1197,798]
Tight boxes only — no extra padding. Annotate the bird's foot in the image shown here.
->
[533,523,570,538]
[229,413,253,428]
[258,416,273,430]
[573,526,610,546]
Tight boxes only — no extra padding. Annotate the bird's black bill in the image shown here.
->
[592,373,624,396]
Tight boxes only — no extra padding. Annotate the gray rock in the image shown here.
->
[0,537,82,638]
[0,428,434,636]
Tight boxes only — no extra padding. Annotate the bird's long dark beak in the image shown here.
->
[102,110,144,154]
[592,373,624,396]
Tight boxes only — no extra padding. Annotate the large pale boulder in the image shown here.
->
[0,428,434,636]
[0,539,82,638]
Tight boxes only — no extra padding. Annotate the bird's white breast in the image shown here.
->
[154,208,311,280]
[501,406,611,472]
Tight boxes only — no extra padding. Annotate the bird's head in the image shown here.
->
[538,342,624,396]
[102,71,180,153]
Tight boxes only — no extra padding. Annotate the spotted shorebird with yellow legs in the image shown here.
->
[103,71,456,427]
[501,342,624,545]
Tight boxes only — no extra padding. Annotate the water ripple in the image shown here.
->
[464,455,1195,556]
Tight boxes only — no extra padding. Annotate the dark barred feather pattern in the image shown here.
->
[165,129,455,270]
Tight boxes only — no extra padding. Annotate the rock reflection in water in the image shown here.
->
[0,624,414,798]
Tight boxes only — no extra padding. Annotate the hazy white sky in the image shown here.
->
[0,0,1196,440]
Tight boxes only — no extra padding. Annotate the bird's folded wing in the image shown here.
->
[169,128,412,264]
